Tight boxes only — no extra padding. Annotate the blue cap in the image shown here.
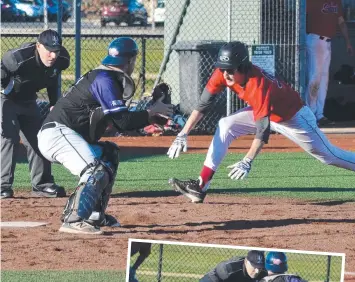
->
[102,37,138,66]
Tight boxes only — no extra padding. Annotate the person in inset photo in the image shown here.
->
[129,242,152,282]
[261,251,308,282]
[199,250,268,282]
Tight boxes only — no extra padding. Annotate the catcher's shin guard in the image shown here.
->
[87,141,120,226]
[61,161,112,223]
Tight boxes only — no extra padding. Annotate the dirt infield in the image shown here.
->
[1,134,355,280]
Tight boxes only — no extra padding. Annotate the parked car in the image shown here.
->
[153,0,165,26]
[125,0,147,26]
[1,0,26,21]
[100,0,129,27]
[35,0,72,22]
[14,0,43,21]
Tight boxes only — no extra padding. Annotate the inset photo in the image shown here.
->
[126,239,345,282]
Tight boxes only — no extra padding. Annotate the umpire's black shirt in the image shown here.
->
[202,257,268,282]
[1,42,70,106]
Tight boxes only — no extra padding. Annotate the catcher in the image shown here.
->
[168,41,355,203]
[37,37,173,234]
[261,252,307,282]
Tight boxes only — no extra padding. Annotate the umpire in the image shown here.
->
[200,250,268,282]
[0,29,69,199]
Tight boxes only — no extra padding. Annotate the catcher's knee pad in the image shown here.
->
[99,141,120,175]
[61,161,111,223]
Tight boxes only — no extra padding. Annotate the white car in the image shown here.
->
[153,0,165,25]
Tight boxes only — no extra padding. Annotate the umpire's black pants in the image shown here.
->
[0,96,55,192]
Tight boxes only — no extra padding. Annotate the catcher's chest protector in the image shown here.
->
[261,274,306,282]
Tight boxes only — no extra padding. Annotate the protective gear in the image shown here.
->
[265,252,288,274]
[61,142,120,224]
[261,274,306,282]
[95,65,136,101]
[215,41,250,71]
[61,162,111,223]
[227,157,253,180]
[167,132,188,159]
[215,257,244,280]
[152,82,171,104]
[102,37,138,66]
[87,141,120,226]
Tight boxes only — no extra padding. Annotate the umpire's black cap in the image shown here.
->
[247,250,265,269]
[38,29,62,52]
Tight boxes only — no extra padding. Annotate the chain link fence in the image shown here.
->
[1,0,306,134]
[129,242,343,282]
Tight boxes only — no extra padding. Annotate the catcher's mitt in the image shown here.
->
[149,82,172,125]
[152,82,171,104]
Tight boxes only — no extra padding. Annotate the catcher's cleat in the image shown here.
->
[169,178,206,203]
[87,213,121,227]
[59,221,103,235]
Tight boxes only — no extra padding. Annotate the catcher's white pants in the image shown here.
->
[204,106,355,173]
[37,122,103,183]
[305,33,332,120]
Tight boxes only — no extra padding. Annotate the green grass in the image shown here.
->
[13,152,354,200]
[131,244,343,282]
[1,270,125,282]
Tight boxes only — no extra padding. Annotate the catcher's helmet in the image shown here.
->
[102,37,138,66]
[265,252,288,274]
[215,41,249,70]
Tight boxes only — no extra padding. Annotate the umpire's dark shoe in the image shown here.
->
[1,189,14,199]
[317,117,335,127]
[32,185,66,198]
[169,178,206,203]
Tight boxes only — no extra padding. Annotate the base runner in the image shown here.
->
[167,41,355,203]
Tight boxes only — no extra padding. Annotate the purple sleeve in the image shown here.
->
[90,71,127,115]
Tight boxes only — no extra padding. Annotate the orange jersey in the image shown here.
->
[306,0,343,38]
[206,66,304,123]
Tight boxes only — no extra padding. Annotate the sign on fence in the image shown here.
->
[251,45,275,76]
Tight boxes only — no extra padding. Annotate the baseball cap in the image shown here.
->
[38,29,62,52]
[247,250,265,269]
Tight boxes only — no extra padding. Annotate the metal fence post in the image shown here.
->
[75,0,82,81]
[157,244,164,282]
[325,255,331,282]
[141,37,146,97]
[57,0,63,97]
[226,0,232,117]
[298,0,307,100]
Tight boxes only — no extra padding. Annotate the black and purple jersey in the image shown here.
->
[44,68,150,142]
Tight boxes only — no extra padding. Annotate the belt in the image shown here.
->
[319,36,331,42]
[41,122,56,131]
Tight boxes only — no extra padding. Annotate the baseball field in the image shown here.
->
[1,134,355,282]
[129,242,344,282]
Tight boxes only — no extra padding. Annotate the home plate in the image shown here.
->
[0,221,48,228]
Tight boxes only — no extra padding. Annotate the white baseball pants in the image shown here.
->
[204,106,355,173]
[37,122,104,184]
[305,33,332,120]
